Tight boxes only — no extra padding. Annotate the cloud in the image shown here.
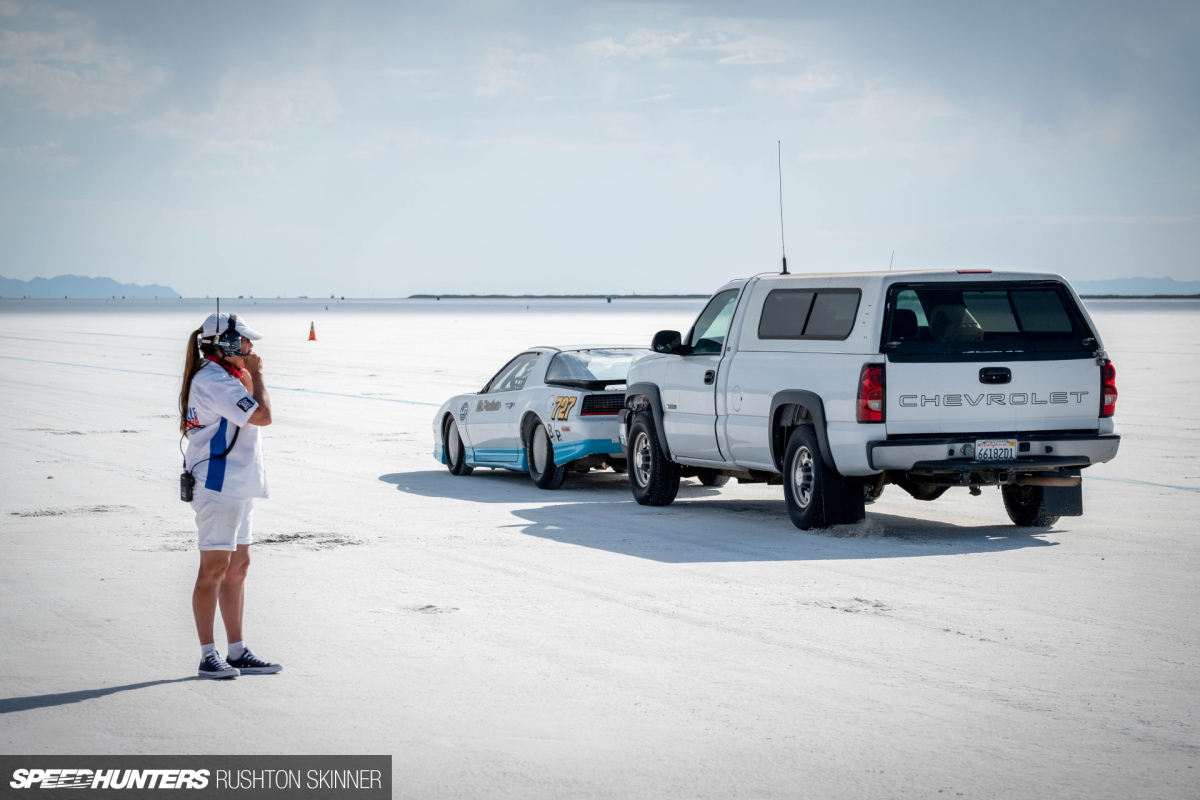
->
[132,68,339,174]
[0,6,166,117]
[0,0,20,17]
[581,30,690,60]
[709,35,797,65]
[635,93,672,103]
[0,138,77,168]
[751,70,844,94]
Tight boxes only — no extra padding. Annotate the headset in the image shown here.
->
[198,307,243,359]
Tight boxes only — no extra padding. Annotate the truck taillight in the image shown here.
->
[857,363,885,423]
[1101,361,1118,417]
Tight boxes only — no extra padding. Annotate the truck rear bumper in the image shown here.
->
[867,432,1120,472]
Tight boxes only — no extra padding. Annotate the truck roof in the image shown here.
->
[749,268,1071,284]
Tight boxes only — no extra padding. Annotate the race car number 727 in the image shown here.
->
[551,396,577,421]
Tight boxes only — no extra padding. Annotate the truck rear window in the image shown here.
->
[882,281,1095,359]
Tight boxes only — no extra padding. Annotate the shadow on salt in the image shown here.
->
[380,470,1059,563]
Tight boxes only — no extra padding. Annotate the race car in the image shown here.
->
[433,346,650,488]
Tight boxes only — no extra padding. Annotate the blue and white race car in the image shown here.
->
[433,346,649,488]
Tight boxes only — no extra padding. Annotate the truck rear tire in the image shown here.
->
[527,420,567,490]
[628,411,680,506]
[443,419,473,476]
[783,426,825,530]
[1002,484,1060,527]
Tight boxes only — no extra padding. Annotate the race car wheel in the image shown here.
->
[696,469,729,488]
[443,419,473,476]
[1002,484,1060,527]
[527,421,566,490]
[628,411,680,506]
[782,426,824,530]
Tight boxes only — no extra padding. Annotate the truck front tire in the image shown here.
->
[1002,484,1060,527]
[628,411,680,506]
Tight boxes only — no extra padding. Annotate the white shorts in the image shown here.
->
[191,490,254,551]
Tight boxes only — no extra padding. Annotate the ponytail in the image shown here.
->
[179,327,205,433]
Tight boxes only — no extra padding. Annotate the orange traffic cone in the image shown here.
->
[308,322,317,341]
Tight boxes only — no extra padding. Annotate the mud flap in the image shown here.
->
[821,468,866,526]
[1043,471,1083,517]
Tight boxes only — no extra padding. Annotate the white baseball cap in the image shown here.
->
[200,313,264,341]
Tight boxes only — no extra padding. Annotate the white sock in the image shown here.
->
[201,642,217,657]
[227,641,245,660]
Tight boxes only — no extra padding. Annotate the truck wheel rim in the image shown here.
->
[448,423,461,467]
[533,426,549,473]
[633,432,652,487]
[792,447,814,508]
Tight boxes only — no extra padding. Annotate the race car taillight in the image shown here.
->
[1100,360,1118,417]
[857,363,885,423]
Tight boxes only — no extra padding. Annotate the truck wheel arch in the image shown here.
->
[625,382,673,461]
[769,391,838,474]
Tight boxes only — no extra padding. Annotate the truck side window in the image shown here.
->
[803,292,860,338]
[688,289,739,354]
[758,289,861,339]
[757,290,814,338]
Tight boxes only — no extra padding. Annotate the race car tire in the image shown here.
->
[443,419,473,476]
[782,426,825,530]
[1001,484,1060,527]
[526,420,567,490]
[696,469,729,488]
[628,411,680,506]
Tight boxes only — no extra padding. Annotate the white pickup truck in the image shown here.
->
[617,269,1120,529]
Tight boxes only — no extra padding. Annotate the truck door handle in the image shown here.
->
[979,367,1012,384]
[704,370,716,385]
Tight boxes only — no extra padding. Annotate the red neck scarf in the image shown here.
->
[204,355,245,380]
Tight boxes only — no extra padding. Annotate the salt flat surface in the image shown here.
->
[1,297,1198,799]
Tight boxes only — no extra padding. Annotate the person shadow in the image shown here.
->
[380,470,1060,563]
[0,678,199,715]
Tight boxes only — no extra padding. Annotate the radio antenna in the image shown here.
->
[889,251,894,271]
[777,140,788,274]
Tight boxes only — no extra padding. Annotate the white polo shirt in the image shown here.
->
[185,360,269,499]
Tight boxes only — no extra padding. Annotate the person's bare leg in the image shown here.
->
[193,551,232,646]
[219,545,250,645]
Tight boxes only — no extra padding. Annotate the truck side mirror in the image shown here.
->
[652,330,688,355]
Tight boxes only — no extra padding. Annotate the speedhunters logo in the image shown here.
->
[10,769,210,789]
[1,756,389,798]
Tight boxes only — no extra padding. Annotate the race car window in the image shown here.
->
[687,289,739,354]
[483,352,539,393]
[545,349,649,388]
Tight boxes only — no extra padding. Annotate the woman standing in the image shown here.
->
[180,312,282,679]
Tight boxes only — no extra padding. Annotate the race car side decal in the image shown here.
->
[551,396,577,421]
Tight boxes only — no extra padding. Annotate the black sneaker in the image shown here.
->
[198,650,239,679]
[227,648,282,675]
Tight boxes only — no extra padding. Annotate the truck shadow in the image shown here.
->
[381,471,1058,562]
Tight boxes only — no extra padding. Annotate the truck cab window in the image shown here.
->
[688,289,739,354]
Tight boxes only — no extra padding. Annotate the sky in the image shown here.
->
[0,0,1197,297]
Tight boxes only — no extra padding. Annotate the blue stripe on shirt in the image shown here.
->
[204,418,229,491]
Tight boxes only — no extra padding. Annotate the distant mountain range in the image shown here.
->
[1070,277,1200,296]
[0,274,180,298]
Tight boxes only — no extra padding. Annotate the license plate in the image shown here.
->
[975,439,1017,461]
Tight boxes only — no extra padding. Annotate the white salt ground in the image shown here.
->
[0,296,1197,799]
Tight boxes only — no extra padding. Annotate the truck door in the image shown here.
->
[663,289,740,461]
